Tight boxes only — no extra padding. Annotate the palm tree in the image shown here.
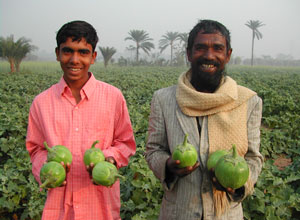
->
[125,30,155,63]
[159,32,180,65]
[99,46,117,68]
[178,33,189,66]
[245,20,265,66]
[0,35,36,72]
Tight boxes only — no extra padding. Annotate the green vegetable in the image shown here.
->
[92,161,124,186]
[215,145,249,189]
[83,140,105,166]
[40,161,66,188]
[207,149,230,171]
[172,134,198,168]
[44,141,72,165]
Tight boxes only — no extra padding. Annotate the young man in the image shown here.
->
[145,19,263,219]
[26,20,136,220]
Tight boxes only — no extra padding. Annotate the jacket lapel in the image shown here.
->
[175,104,205,169]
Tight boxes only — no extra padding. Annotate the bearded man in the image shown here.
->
[145,19,263,220]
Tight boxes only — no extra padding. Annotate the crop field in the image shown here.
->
[0,62,300,220]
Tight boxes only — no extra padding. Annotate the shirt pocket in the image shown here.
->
[83,121,112,152]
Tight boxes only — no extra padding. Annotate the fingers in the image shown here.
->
[226,187,235,194]
[105,157,116,165]
[166,157,200,177]
[86,163,95,178]
[60,161,71,173]
[210,170,234,193]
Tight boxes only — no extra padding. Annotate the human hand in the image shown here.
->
[60,161,71,173]
[59,161,70,188]
[86,162,95,179]
[105,157,116,166]
[209,168,235,195]
[166,156,200,177]
[42,161,68,190]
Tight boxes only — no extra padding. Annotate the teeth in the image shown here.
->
[202,64,214,68]
[71,68,80,71]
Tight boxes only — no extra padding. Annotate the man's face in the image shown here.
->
[187,31,232,92]
[55,37,97,87]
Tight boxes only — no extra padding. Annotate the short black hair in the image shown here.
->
[187,19,231,52]
[56,20,98,51]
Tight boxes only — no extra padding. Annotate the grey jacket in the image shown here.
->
[145,85,263,220]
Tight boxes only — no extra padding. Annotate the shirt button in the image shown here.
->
[75,107,78,109]
[75,128,79,131]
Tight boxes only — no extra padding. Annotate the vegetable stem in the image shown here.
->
[43,141,52,152]
[91,140,100,148]
[183,134,188,146]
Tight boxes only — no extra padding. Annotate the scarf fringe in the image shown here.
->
[213,188,229,217]
[213,171,254,217]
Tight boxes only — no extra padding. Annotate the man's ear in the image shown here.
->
[187,49,192,62]
[55,47,60,61]
[226,48,233,63]
[91,51,97,64]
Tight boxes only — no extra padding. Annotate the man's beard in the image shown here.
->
[190,59,225,93]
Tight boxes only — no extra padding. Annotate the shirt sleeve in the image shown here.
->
[102,92,136,168]
[26,100,48,184]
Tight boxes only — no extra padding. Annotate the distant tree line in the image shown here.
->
[229,54,300,67]
[1,19,300,72]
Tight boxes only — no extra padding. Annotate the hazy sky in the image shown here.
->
[1,0,300,60]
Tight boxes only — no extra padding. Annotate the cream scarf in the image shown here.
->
[176,70,256,216]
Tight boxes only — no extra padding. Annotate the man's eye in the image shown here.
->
[195,45,206,50]
[80,50,90,55]
[62,48,73,54]
[214,45,224,51]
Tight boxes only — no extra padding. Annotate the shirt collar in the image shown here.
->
[81,73,97,100]
[56,72,97,100]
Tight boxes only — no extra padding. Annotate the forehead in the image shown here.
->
[60,37,92,50]
[193,31,226,45]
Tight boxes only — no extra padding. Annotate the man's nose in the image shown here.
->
[70,52,80,63]
[203,48,215,60]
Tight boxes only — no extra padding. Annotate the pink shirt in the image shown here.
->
[26,73,136,220]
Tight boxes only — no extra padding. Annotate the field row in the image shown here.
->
[0,63,299,219]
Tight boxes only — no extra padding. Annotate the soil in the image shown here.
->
[273,155,292,170]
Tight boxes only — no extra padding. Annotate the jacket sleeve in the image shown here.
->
[26,101,48,185]
[145,91,178,191]
[102,92,136,168]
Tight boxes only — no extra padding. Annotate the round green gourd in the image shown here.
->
[40,161,66,188]
[83,140,105,166]
[44,141,72,165]
[92,161,124,187]
[172,134,198,168]
[215,145,249,189]
[207,149,230,171]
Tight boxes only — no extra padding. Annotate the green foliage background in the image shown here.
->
[0,62,299,219]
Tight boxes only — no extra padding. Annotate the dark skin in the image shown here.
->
[166,30,239,196]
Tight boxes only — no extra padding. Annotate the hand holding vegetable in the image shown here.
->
[166,156,200,178]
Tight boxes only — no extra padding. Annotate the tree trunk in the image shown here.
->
[251,31,255,66]
[9,58,16,73]
[136,44,139,64]
[170,43,173,66]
